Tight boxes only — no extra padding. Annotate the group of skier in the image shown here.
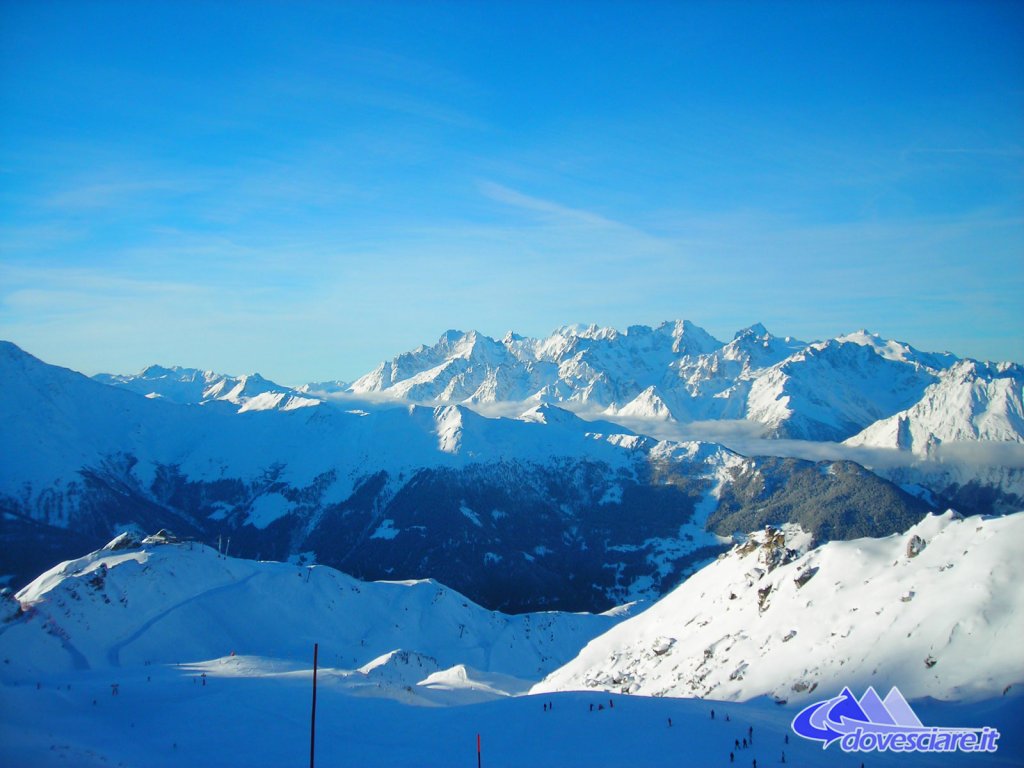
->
[562,700,793,765]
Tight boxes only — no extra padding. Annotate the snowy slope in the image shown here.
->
[5,669,1019,767]
[604,386,677,422]
[841,361,1024,511]
[1,535,627,687]
[534,511,1024,703]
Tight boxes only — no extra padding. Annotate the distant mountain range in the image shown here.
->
[346,323,963,442]
[94,366,321,412]
[1,321,1021,610]
[95,321,1022,452]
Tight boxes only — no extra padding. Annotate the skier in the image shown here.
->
[609,699,613,709]
[734,739,739,749]
[711,708,715,720]
[729,753,734,764]
[590,703,594,712]
[726,713,730,722]
[784,734,788,745]
[668,718,673,727]
[543,703,547,712]
[742,738,747,749]
[781,752,786,764]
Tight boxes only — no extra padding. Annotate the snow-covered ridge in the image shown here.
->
[2,533,631,703]
[534,511,1024,703]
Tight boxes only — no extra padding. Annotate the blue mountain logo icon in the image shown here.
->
[791,686,999,754]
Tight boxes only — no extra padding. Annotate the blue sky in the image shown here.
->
[1,1,1022,384]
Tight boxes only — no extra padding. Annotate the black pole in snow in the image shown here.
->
[310,643,319,768]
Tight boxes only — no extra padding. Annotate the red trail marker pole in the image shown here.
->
[310,642,319,768]
[477,733,481,768]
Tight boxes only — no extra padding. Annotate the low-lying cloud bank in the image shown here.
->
[581,412,1024,472]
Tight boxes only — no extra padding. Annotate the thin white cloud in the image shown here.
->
[477,181,673,253]
[45,179,196,211]
[478,181,621,228]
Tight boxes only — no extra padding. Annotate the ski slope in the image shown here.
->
[2,660,1021,767]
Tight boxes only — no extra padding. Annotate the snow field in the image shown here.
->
[4,665,1022,767]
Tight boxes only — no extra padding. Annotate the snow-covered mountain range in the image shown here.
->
[342,322,964,442]
[93,365,321,412]
[2,320,1021,611]
[535,510,1024,703]
[91,321,1022,452]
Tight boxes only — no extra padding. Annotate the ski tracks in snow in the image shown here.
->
[106,570,260,667]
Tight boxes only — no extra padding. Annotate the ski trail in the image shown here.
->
[0,605,93,671]
[41,610,92,671]
[106,571,260,667]
[54,626,91,670]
